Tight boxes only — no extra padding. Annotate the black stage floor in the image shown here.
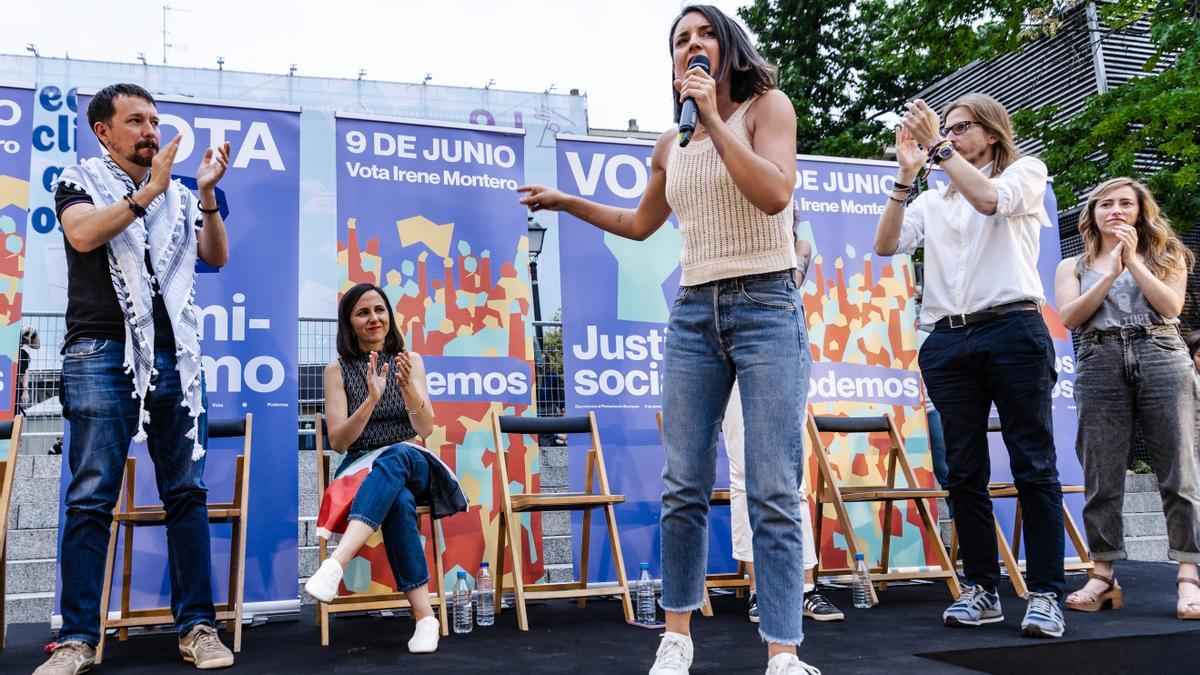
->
[4,561,1198,674]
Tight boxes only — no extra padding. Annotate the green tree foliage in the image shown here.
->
[741,0,1198,228]
[738,0,1064,157]
[1015,1,1199,229]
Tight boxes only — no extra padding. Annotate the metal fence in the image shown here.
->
[15,315,568,454]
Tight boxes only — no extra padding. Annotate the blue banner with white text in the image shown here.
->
[56,95,300,610]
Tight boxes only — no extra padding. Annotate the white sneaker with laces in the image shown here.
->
[648,631,693,675]
[765,653,822,675]
[303,558,343,603]
[408,615,440,653]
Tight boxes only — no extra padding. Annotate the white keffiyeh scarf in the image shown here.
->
[59,156,207,459]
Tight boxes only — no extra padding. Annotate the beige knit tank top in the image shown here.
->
[665,94,796,286]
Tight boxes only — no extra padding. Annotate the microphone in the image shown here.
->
[677,54,710,147]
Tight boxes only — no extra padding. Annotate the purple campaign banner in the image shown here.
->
[58,94,301,610]
[557,136,700,581]
[0,83,33,420]
[557,138,1082,578]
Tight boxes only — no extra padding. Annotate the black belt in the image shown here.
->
[934,300,1039,330]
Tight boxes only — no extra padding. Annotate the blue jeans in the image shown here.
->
[58,338,213,646]
[919,311,1065,597]
[927,407,950,490]
[343,443,432,591]
[661,271,810,645]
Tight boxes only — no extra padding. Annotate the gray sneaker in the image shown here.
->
[943,584,1003,626]
[178,624,235,669]
[1021,592,1065,638]
[33,640,95,675]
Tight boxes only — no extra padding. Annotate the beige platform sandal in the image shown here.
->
[1066,572,1123,612]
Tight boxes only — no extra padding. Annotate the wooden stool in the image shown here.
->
[312,414,449,645]
[490,412,634,631]
[97,415,252,663]
[808,412,959,605]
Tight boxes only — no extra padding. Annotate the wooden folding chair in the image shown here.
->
[0,416,24,649]
[97,414,253,663]
[655,411,750,617]
[312,414,448,646]
[807,412,959,605]
[490,412,634,630]
[947,417,1092,596]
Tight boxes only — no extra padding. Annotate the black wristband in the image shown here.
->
[124,193,147,218]
[892,182,912,191]
[197,203,220,214]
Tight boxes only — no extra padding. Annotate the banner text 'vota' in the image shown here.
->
[342,124,520,190]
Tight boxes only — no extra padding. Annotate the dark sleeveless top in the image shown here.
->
[338,351,418,456]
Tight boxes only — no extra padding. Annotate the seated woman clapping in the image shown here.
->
[305,283,467,653]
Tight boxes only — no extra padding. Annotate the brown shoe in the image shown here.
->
[33,640,95,675]
[178,624,234,669]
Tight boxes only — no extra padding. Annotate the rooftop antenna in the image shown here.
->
[161,5,190,64]
[217,56,225,70]
[25,43,39,57]
[423,73,433,85]
[137,52,148,65]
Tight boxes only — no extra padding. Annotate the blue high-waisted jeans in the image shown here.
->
[342,442,432,591]
[660,270,810,645]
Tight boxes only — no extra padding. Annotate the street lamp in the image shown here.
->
[527,216,548,348]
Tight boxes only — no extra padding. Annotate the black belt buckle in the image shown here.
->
[948,313,968,329]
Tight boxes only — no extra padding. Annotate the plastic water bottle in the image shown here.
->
[475,562,494,627]
[453,570,473,634]
[636,562,656,624]
[852,553,873,609]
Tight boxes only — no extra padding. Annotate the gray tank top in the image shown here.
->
[1076,257,1176,333]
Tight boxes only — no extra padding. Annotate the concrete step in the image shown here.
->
[540,563,575,584]
[1123,512,1167,537]
[1125,473,1159,493]
[5,558,56,595]
[4,591,55,625]
[541,511,570,537]
[1123,490,1164,514]
[5,528,58,560]
[541,535,573,566]
[14,502,59,530]
[298,546,318,578]
[298,517,318,548]
[1126,535,1169,562]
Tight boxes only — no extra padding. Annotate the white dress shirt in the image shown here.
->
[897,155,1050,326]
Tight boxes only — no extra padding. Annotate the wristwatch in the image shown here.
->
[931,141,955,164]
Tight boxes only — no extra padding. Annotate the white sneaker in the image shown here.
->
[408,615,440,654]
[649,631,693,675]
[766,653,821,675]
[304,558,343,603]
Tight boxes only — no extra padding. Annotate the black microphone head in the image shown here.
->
[687,54,711,74]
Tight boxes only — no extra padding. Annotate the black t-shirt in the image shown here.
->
[54,182,176,347]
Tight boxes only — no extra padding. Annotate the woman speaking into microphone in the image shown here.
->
[518,5,816,674]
